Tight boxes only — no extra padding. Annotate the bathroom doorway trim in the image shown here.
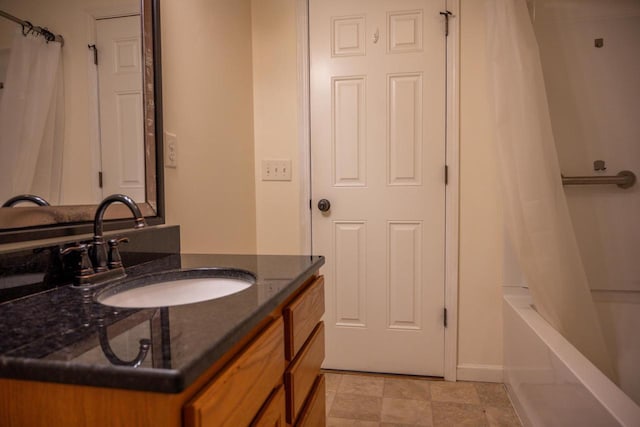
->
[296,0,460,382]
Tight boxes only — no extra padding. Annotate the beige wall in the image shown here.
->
[161,0,257,253]
[251,0,304,255]
[457,0,504,377]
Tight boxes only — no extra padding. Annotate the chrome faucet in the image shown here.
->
[91,194,146,272]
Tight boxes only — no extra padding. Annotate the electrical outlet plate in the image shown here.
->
[164,132,177,168]
[262,159,292,181]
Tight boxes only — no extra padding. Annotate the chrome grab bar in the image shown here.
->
[562,170,636,189]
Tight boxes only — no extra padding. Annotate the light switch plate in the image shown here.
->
[262,159,292,181]
[164,132,177,168]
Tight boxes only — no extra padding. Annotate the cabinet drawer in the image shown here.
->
[184,317,285,427]
[284,276,324,361]
[285,322,325,424]
[252,385,286,427]
[295,375,326,427]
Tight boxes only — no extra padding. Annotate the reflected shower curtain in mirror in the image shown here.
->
[0,29,65,205]
[485,0,616,380]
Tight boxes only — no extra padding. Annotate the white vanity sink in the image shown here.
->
[97,269,254,308]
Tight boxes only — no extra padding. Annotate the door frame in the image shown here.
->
[297,0,460,381]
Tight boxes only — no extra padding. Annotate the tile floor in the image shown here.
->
[324,371,522,426]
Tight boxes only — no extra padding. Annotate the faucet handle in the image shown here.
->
[61,243,95,278]
[107,237,129,269]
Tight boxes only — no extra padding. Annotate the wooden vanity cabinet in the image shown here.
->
[0,274,325,427]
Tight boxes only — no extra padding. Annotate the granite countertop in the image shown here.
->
[0,254,324,393]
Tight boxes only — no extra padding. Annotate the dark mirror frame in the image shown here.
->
[0,0,164,244]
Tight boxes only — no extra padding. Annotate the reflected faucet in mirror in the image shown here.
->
[62,194,146,286]
[97,317,151,368]
[94,308,172,369]
[2,194,50,207]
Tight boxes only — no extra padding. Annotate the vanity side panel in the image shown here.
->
[0,378,184,427]
[184,317,285,427]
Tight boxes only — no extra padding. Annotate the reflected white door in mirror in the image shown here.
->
[96,15,145,202]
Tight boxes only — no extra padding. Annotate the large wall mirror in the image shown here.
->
[0,0,163,243]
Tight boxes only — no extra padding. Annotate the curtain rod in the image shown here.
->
[0,10,64,46]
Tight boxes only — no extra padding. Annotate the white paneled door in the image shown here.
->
[310,0,447,376]
[96,15,145,201]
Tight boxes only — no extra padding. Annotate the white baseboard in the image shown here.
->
[456,363,504,383]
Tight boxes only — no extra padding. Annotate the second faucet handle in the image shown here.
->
[61,243,95,278]
[107,237,129,269]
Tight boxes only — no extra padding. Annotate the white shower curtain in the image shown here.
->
[0,29,65,205]
[485,0,616,380]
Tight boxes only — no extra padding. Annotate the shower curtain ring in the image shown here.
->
[22,21,34,37]
[42,28,54,42]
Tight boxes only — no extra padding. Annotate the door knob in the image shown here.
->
[317,199,331,212]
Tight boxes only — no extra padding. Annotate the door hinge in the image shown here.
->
[309,199,312,210]
[444,307,448,328]
[88,44,98,65]
[440,10,453,37]
[98,171,103,188]
[445,165,449,185]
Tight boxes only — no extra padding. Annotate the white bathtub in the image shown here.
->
[503,288,640,426]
